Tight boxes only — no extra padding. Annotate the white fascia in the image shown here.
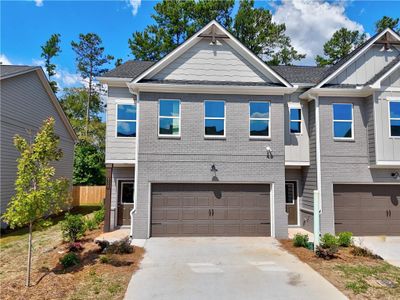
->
[369,61,400,89]
[300,87,375,100]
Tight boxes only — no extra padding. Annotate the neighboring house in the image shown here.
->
[99,21,400,238]
[0,65,77,227]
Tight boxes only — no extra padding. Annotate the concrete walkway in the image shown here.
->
[354,236,400,267]
[125,237,346,300]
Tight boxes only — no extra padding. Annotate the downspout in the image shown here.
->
[311,94,322,212]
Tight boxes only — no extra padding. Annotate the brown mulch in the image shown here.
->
[1,227,144,300]
[279,239,400,300]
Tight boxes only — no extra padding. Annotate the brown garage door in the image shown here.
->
[334,184,400,236]
[151,183,270,237]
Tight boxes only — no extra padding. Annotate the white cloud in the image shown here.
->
[34,0,43,7]
[127,0,141,16]
[0,54,12,65]
[272,0,365,65]
[53,69,87,88]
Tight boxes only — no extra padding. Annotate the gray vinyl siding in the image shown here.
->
[328,45,400,85]
[151,39,274,83]
[0,72,74,220]
[301,100,316,212]
[366,95,376,165]
[284,93,310,164]
[110,167,134,230]
[132,92,287,238]
[382,67,400,87]
[374,90,400,162]
[106,87,136,162]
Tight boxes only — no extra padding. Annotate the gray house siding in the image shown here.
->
[0,72,75,219]
[382,68,400,87]
[366,95,376,165]
[132,92,287,238]
[106,87,136,162]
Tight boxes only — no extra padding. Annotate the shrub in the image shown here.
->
[320,233,339,249]
[61,213,86,242]
[95,240,109,253]
[293,234,309,248]
[93,204,105,225]
[99,255,110,264]
[68,242,84,252]
[59,252,80,268]
[85,218,98,231]
[337,232,353,247]
[315,245,338,260]
[105,237,133,254]
[350,246,382,259]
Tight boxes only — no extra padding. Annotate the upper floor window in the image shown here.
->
[333,103,353,140]
[249,101,270,137]
[116,104,136,137]
[159,99,180,136]
[389,101,400,137]
[204,100,225,137]
[289,107,302,134]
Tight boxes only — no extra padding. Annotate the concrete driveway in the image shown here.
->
[125,237,346,300]
[354,236,400,267]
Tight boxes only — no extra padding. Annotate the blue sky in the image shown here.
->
[1,0,400,90]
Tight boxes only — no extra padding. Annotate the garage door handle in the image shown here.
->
[152,223,162,225]
[335,222,343,225]
[260,222,270,225]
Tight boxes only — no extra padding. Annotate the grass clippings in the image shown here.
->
[280,239,400,299]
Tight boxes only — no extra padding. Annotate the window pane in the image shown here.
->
[160,100,180,117]
[121,183,134,203]
[290,121,301,133]
[159,118,180,135]
[250,120,269,136]
[333,104,352,120]
[286,184,294,204]
[250,102,269,119]
[117,121,136,137]
[391,120,400,136]
[205,119,225,136]
[334,121,352,138]
[290,108,301,121]
[390,102,400,118]
[117,104,136,120]
[205,101,225,118]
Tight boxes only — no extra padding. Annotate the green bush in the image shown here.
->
[99,255,110,264]
[337,232,353,247]
[85,218,98,231]
[320,233,339,249]
[293,234,309,248]
[61,213,86,242]
[59,252,80,268]
[93,204,105,225]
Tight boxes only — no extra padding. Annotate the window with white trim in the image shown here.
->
[389,101,400,137]
[289,107,302,134]
[159,100,180,136]
[204,100,225,136]
[249,101,270,137]
[116,104,136,137]
[119,181,134,204]
[333,103,353,139]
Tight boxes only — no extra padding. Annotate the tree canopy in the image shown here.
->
[375,16,399,33]
[41,34,61,93]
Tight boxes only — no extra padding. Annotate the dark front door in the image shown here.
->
[117,180,134,226]
[334,184,400,236]
[151,183,271,237]
[285,181,298,225]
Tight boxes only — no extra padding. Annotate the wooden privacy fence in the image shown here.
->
[72,186,106,206]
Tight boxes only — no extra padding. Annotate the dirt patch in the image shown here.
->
[280,239,400,300]
[1,222,144,300]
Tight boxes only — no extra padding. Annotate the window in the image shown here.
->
[289,108,302,134]
[389,101,400,137]
[333,103,353,139]
[249,101,270,137]
[119,181,134,204]
[116,104,136,137]
[204,101,225,136]
[159,100,180,136]
[285,182,296,205]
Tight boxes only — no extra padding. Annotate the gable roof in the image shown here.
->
[130,20,292,88]
[102,61,155,79]
[270,65,329,85]
[1,65,78,141]
[365,55,400,86]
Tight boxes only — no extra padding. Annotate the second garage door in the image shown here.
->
[334,184,400,236]
[151,183,271,237]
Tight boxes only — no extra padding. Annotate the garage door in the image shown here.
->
[334,184,400,236]
[151,184,270,237]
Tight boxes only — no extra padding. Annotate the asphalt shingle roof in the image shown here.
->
[0,65,38,78]
[102,60,155,78]
[270,65,330,84]
[139,79,285,87]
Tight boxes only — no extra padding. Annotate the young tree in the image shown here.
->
[40,34,61,93]
[1,118,70,287]
[71,33,113,137]
[375,16,399,33]
[315,28,367,66]
[73,140,105,185]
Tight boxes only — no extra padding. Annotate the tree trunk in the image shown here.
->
[85,78,91,138]
[26,222,33,287]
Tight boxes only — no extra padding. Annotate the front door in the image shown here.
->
[117,180,134,226]
[285,181,298,225]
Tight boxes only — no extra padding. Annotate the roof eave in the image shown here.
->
[300,86,376,100]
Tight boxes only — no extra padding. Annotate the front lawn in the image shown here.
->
[280,240,400,299]
[0,206,144,300]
